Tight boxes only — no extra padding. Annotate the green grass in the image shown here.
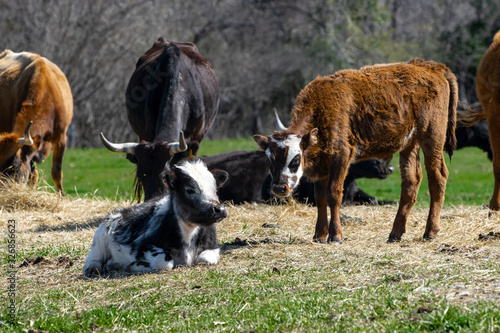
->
[3,244,499,332]
[37,138,494,207]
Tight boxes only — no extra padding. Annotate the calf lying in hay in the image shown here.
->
[83,159,228,277]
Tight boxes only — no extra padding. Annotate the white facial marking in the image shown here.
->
[281,135,303,188]
[176,160,218,201]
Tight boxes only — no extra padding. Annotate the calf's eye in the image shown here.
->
[288,154,301,171]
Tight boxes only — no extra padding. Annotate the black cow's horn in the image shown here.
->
[274,108,288,131]
[18,121,34,146]
[168,131,188,154]
[100,133,138,154]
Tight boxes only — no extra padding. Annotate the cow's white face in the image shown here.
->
[254,134,304,197]
[164,159,229,225]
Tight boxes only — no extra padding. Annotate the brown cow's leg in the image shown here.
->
[326,156,351,243]
[313,180,329,243]
[51,138,66,195]
[388,145,422,242]
[421,148,448,239]
[487,105,500,211]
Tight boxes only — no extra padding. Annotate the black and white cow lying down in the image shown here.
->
[83,159,229,276]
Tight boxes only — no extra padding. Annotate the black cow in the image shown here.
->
[200,150,393,205]
[455,119,492,160]
[286,159,395,206]
[101,37,219,201]
[83,159,228,276]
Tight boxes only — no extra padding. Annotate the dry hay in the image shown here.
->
[1,182,499,307]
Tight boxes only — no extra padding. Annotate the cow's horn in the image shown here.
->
[168,131,188,154]
[274,108,288,131]
[18,121,34,146]
[100,132,137,154]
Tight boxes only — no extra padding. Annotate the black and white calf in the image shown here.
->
[83,159,229,276]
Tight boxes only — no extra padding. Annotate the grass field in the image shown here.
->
[1,138,499,332]
[37,138,493,207]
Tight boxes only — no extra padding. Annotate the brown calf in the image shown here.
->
[0,50,73,194]
[254,58,457,243]
[457,30,500,211]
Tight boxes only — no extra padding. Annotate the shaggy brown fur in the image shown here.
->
[0,50,73,194]
[457,30,500,211]
[256,58,457,243]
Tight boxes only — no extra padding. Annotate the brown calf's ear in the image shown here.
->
[300,128,318,150]
[161,167,177,189]
[212,169,229,189]
[253,135,269,151]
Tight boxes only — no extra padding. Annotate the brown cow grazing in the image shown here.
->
[254,58,457,243]
[0,50,73,194]
[457,30,500,211]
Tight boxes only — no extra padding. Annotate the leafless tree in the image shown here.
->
[1,0,499,146]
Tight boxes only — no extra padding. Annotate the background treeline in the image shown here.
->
[1,0,499,147]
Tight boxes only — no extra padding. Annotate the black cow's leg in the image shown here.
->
[388,144,422,242]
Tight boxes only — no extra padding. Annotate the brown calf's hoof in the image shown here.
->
[313,237,327,244]
[387,235,401,243]
[422,233,437,240]
[327,236,342,244]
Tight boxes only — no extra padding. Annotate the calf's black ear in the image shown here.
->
[211,169,229,189]
[253,135,269,151]
[161,167,177,189]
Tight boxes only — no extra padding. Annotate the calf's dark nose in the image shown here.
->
[272,184,288,196]
[212,205,227,218]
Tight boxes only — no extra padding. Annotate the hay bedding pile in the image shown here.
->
[1,182,499,304]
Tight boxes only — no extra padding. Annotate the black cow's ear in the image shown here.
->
[126,153,138,165]
[300,128,318,150]
[188,142,200,157]
[212,169,229,189]
[161,167,177,189]
[253,135,269,151]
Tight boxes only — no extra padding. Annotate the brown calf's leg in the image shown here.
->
[421,149,448,239]
[313,180,329,243]
[388,144,422,242]
[326,156,351,243]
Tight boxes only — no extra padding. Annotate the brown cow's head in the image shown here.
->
[0,122,37,185]
[100,132,189,201]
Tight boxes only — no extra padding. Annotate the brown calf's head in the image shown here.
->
[253,128,318,198]
[0,122,36,185]
[100,131,188,201]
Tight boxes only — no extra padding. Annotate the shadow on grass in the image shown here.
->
[30,217,104,233]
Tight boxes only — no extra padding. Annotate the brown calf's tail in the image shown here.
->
[443,69,458,160]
